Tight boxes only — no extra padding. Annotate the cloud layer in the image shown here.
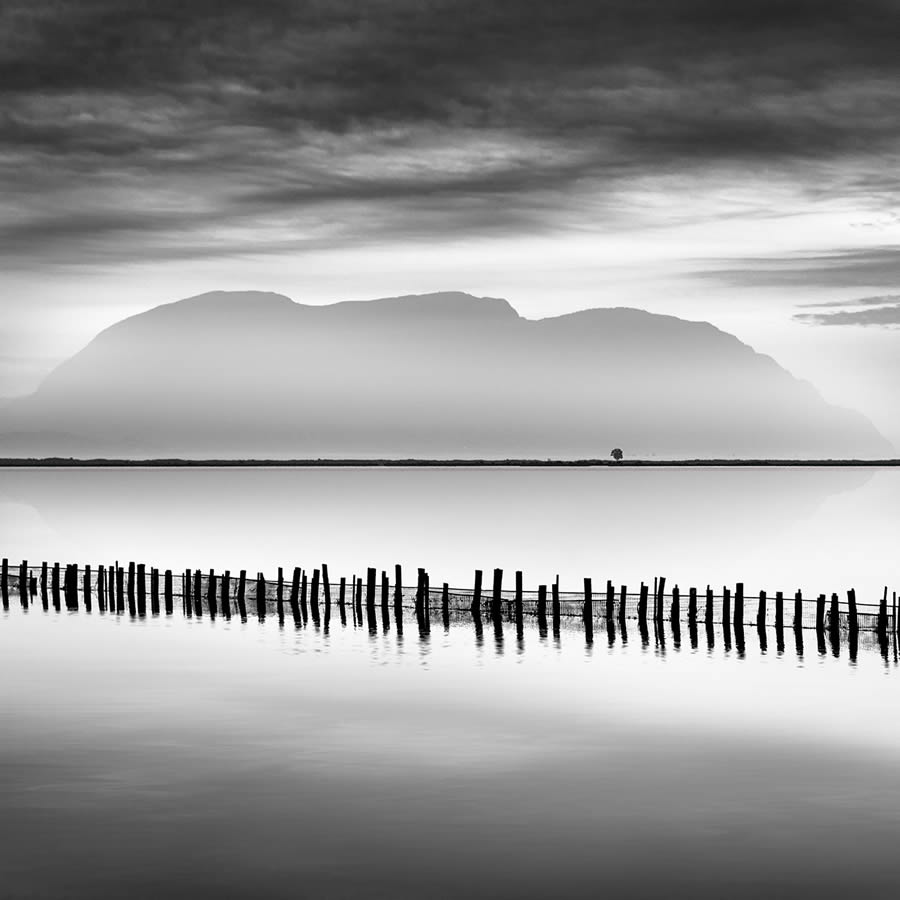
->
[4,0,900,266]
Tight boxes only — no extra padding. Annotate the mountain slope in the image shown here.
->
[1,290,890,458]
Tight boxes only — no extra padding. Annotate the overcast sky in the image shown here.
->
[2,1,899,440]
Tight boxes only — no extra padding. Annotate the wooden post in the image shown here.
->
[793,590,803,629]
[688,587,698,623]
[150,568,159,615]
[442,581,450,630]
[552,575,560,621]
[734,582,744,627]
[671,585,680,623]
[127,562,136,613]
[423,571,431,626]
[52,562,62,610]
[472,569,483,613]
[17,560,27,607]
[322,564,332,617]
[65,563,78,610]
[355,576,363,624]
[583,577,592,622]
[255,572,266,620]
[492,568,503,621]
[221,570,231,620]
[638,582,648,623]
[722,587,731,626]
[365,568,375,619]
[877,587,888,637]
[705,585,713,623]
[276,567,285,621]
[312,567,323,625]
[619,584,627,624]
[193,569,202,617]
[164,570,173,615]
[381,570,389,612]
[184,568,193,617]
[300,571,309,623]
[339,576,347,626]
[774,591,783,631]
[394,564,403,607]
[289,567,302,625]
[756,589,766,629]
[135,563,146,616]
[208,570,218,618]
[237,570,247,620]
[39,561,48,608]
[415,568,425,616]
[83,564,92,612]
[98,564,106,612]
[815,593,826,632]
[829,592,839,633]
[0,557,7,608]
[537,584,547,619]
[605,580,614,620]
[515,571,523,622]
[847,588,858,633]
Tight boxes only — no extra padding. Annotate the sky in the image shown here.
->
[2,0,900,442]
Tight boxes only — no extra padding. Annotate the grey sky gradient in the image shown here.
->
[2,1,900,444]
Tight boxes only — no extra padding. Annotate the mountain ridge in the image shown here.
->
[2,290,891,459]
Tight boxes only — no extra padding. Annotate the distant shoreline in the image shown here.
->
[0,457,899,468]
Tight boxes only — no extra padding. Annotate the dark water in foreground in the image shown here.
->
[2,606,899,899]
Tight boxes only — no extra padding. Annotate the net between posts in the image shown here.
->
[1,563,895,635]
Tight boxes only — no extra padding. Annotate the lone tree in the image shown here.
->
[610,448,624,462]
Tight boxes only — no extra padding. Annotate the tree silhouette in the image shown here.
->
[610,448,624,462]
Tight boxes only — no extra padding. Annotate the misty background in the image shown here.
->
[2,2,900,446]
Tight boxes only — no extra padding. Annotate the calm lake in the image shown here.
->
[1,466,899,898]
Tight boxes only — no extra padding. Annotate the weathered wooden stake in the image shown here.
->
[734,582,744,627]
[66,564,79,609]
[355,576,364,624]
[322,564,332,618]
[877,587,888,637]
[136,563,146,616]
[847,588,858,633]
[150,568,159,615]
[638,582,648,623]
[793,589,803,629]
[605,580,614,620]
[688,587,698,623]
[52,562,62,610]
[127,562,136,613]
[656,577,666,622]
[583,577,592,622]
[815,593,826,632]
[98,564,106,612]
[829,592,839,634]
[181,569,194,619]
[221,570,231,620]
[289,567,301,625]
[774,591,783,631]
[237,570,247,620]
[19,560,28,608]
[491,568,503,621]
[537,584,547,619]
[705,585,713,623]
[108,565,115,612]
[756,589,766,629]
[338,576,347,626]
[193,569,202,617]
[442,582,450,631]
[394,564,403,608]
[0,557,7,608]
[207,570,218,618]
[164,569,173,615]
[722,587,731,626]
[255,572,266,620]
[276,567,285,622]
[671,585,680,622]
[84,564,92,612]
[381,570,389,612]
[300,570,309,623]
[310,567,321,625]
[472,569,483,613]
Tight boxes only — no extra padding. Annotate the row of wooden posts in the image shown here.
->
[1,557,895,639]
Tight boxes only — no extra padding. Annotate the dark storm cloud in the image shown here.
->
[3,0,900,264]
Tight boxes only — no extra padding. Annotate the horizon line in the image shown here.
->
[1,457,900,469]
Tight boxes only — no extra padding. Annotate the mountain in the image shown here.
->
[0,290,891,458]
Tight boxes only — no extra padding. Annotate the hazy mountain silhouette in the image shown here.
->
[0,290,891,458]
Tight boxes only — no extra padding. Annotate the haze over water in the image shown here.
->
[1,465,896,602]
